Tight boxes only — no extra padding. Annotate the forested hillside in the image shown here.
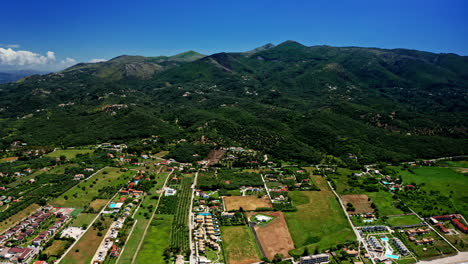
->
[0,41,467,164]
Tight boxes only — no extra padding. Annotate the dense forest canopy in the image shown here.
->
[0,41,467,164]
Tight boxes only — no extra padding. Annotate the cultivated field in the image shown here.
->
[285,174,355,255]
[341,194,374,214]
[247,211,295,259]
[46,148,95,159]
[224,196,272,211]
[88,199,108,211]
[135,214,174,264]
[365,191,403,216]
[52,167,128,208]
[221,225,261,264]
[0,204,40,233]
[70,213,97,227]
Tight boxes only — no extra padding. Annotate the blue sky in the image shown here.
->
[1,0,467,71]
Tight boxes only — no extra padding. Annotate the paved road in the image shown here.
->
[189,171,199,264]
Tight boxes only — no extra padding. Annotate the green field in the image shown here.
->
[221,225,261,264]
[117,169,170,264]
[397,166,468,217]
[365,191,404,216]
[70,213,98,227]
[285,175,355,255]
[135,214,174,264]
[52,167,129,208]
[385,214,422,227]
[46,148,95,159]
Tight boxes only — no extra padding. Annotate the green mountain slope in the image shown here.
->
[0,42,466,164]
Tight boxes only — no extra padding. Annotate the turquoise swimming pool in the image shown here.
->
[381,237,389,241]
[386,254,399,259]
[109,203,117,208]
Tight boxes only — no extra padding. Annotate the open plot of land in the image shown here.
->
[46,149,95,159]
[386,214,422,227]
[135,214,174,264]
[365,191,403,216]
[52,167,127,208]
[44,239,72,259]
[397,166,468,217]
[70,213,97,227]
[61,218,112,264]
[0,156,18,163]
[285,174,355,255]
[222,225,261,264]
[0,203,40,233]
[341,194,374,214]
[88,199,108,211]
[224,196,272,211]
[247,211,294,260]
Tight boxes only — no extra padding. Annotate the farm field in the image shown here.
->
[221,225,261,264]
[61,218,113,264]
[224,196,272,211]
[386,214,422,227]
[341,194,373,214]
[52,167,129,208]
[247,211,295,260]
[0,203,40,233]
[396,166,468,217]
[134,214,174,264]
[46,148,95,159]
[169,177,193,252]
[118,169,170,264]
[285,174,355,255]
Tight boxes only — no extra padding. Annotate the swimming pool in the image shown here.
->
[134,180,140,184]
[382,181,389,184]
[385,254,399,259]
[109,203,117,208]
[381,237,389,242]
[199,213,211,216]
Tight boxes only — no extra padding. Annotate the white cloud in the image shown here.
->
[0,48,77,71]
[0,44,20,48]
[89,58,107,63]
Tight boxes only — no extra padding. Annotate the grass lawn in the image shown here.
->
[221,225,261,264]
[52,167,128,208]
[61,218,113,264]
[0,203,40,233]
[135,214,174,264]
[227,189,241,196]
[46,149,95,159]
[365,191,403,216]
[397,167,468,217]
[386,214,422,227]
[285,174,355,255]
[70,213,98,227]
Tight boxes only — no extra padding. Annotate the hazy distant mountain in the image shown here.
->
[0,42,466,164]
[0,70,47,84]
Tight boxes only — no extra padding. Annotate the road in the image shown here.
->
[188,171,199,264]
[259,173,272,202]
[130,168,174,264]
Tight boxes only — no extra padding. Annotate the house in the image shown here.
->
[415,237,434,245]
[362,225,386,232]
[452,219,468,234]
[435,223,450,234]
[433,215,455,221]
[368,236,383,251]
[119,190,129,195]
[299,253,330,264]
[392,238,408,256]
[163,187,177,196]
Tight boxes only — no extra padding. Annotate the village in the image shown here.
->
[0,141,466,264]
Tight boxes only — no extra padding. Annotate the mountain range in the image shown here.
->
[0,41,467,164]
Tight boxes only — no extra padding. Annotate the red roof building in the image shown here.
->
[452,219,468,234]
